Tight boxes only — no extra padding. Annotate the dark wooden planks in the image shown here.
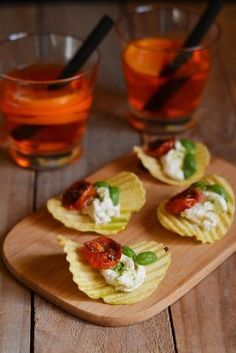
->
[0,5,38,353]
[0,150,34,353]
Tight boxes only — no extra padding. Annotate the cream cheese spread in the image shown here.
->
[83,187,120,224]
[160,140,185,181]
[180,191,227,230]
[100,254,146,292]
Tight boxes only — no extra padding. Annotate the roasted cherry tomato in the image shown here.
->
[165,187,201,215]
[62,180,96,210]
[82,237,122,269]
[146,137,175,158]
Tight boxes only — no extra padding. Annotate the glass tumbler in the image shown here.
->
[116,6,220,134]
[0,32,99,169]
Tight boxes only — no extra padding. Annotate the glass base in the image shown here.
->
[127,112,197,135]
[9,145,82,170]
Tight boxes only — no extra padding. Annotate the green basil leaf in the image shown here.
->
[109,186,120,206]
[207,184,229,202]
[122,245,136,259]
[191,180,208,190]
[94,181,110,189]
[180,139,196,154]
[183,153,197,179]
[134,251,157,265]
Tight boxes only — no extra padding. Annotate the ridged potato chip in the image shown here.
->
[134,142,210,186]
[157,175,235,243]
[47,172,145,235]
[58,236,171,305]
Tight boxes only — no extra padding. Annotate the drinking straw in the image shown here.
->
[144,0,226,112]
[12,15,114,141]
[53,15,114,82]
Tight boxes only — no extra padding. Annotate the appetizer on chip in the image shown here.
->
[47,172,145,235]
[58,235,171,304]
[134,137,210,185]
[158,174,235,243]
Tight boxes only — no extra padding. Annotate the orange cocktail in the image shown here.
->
[116,6,219,133]
[122,37,211,122]
[0,33,99,169]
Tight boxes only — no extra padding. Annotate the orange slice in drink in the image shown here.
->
[123,37,179,77]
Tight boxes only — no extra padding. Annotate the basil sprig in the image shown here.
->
[180,139,196,154]
[134,251,158,265]
[183,153,197,179]
[192,181,229,202]
[121,246,157,266]
[122,245,136,259]
[109,186,119,206]
[94,181,120,206]
[180,139,197,179]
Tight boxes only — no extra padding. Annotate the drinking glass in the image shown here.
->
[0,32,99,169]
[116,6,220,134]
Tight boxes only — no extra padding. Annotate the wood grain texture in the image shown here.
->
[0,5,38,353]
[3,154,236,326]
[29,3,174,353]
[172,253,236,353]
[33,303,173,353]
[0,150,34,353]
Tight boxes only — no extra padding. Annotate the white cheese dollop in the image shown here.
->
[160,140,185,181]
[82,187,120,224]
[100,254,146,292]
[181,201,217,230]
[180,192,227,231]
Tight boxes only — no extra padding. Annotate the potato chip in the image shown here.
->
[134,142,210,185]
[47,172,145,235]
[58,236,171,305]
[157,175,235,243]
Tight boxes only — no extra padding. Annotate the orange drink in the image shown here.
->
[123,37,211,121]
[0,33,99,169]
[116,7,219,133]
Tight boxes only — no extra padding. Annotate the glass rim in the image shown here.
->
[115,5,221,53]
[0,31,101,84]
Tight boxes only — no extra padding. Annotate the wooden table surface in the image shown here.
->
[0,2,235,353]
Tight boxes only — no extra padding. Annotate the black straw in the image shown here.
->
[48,15,114,89]
[57,15,113,80]
[144,0,225,112]
[12,15,114,141]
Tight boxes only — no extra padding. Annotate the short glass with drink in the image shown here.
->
[0,32,99,169]
[116,6,219,133]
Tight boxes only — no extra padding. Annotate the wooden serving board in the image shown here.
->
[2,153,236,326]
